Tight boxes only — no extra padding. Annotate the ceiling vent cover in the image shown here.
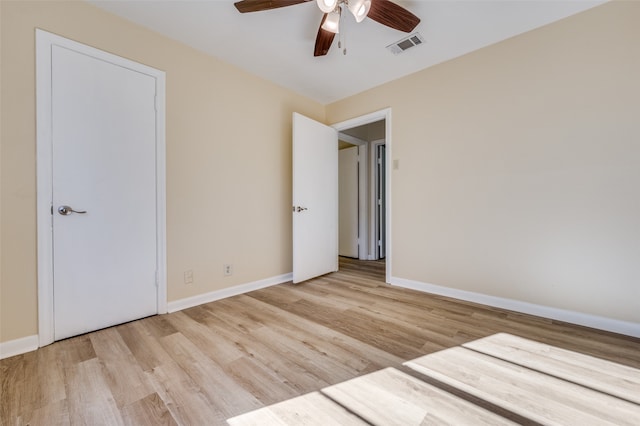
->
[386,32,424,55]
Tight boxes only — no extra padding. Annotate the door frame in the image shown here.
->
[35,30,167,346]
[332,108,392,283]
[371,139,386,260]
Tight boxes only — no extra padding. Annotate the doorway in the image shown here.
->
[334,109,391,282]
[36,31,167,345]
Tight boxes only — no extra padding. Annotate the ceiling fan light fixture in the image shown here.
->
[348,0,371,23]
[317,0,338,13]
[321,8,341,33]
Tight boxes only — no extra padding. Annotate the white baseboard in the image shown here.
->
[390,276,640,338]
[0,335,39,360]
[168,273,293,313]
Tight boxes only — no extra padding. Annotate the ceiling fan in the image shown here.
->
[234,0,421,56]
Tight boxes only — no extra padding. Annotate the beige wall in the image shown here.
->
[0,0,324,343]
[327,1,640,323]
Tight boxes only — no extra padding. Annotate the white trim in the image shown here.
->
[36,30,55,346]
[390,276,640,338]
[155,68,168,315]
[370,139,386,260]
[167,273,293,313]
[35,30,167,346]
[332,108,392,283]
[0,335,39,360]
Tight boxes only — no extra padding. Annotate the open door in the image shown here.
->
[293,113,338,283]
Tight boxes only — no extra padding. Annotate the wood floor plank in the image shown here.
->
[56,334,97,366]
[253,295,422,359]
[463,332,640,404]
[0,344,67,422]
[232,294,404,369]
[284,278,469,349]
[120,392,178,426]
[405,347,640,425]
[203,296,375,386]
[164,310,245,366]
[196,304,341,389]
[322,367,517,425]
[63,358,124,425]
[89,327,155,408]
[117,319,175,373]
[142,314,179,338]
[17,399,70,426]
[227,392,368,426]
[145,360,226,425]
[158,332,263,418]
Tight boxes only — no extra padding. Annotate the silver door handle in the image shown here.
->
[58,205,87,215]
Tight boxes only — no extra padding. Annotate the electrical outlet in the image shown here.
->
[223,264,233,277]
[184,269,193,284]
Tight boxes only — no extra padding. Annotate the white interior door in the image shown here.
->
[293,113,338,283]
[339,146,359,258]
[51,44,158,340]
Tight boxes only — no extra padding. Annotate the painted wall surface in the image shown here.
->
[327,1,640,324]
[0,1,324,343]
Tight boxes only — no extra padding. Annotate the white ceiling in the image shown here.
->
[89,0,607,104]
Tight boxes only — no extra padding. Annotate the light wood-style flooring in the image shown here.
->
[2,258,639,425]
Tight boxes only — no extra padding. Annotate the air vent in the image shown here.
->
[386,32,424,55]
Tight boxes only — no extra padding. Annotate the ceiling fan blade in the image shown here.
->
[234,0,310,13]
[367,0,420,33]
[314,14,336,57]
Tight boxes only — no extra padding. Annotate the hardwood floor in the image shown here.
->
[2,257,639,425]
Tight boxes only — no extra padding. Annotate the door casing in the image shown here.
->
[373,140,386,259]
[35,30,167,346]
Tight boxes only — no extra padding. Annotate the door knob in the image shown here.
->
[58,205,87,215]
